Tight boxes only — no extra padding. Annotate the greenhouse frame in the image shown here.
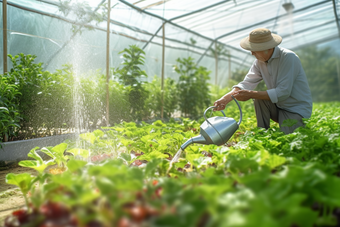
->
[2,1,340,227]
[2,0,340,81]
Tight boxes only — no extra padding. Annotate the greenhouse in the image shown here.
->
[1,0,340,226]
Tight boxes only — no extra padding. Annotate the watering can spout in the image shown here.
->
[179,96,242,151]
[180,135,206,150]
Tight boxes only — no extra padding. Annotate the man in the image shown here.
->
[214,28,312,134]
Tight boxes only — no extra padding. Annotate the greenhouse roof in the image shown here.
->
[9,0,340,50]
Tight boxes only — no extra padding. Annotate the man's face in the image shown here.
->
[251,49,272,62]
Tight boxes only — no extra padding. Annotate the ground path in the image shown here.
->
[0,166,37,226]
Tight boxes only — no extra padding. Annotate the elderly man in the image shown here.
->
[214,28,312,134]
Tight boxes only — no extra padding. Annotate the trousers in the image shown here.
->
[253,99,305,134]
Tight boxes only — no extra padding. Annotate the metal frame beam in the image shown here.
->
[196,0,331,65]
[216,0,331,41]
[45,0,107,67]
[142,0,171,10]
[3,0,8,74]
[332,0,340,38]
[106,0,111,126]
[118,0,235,50]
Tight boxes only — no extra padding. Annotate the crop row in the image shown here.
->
[4,102,340,227]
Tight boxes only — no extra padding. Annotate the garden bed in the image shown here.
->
[1,102,340,227]
[0,133,77,164]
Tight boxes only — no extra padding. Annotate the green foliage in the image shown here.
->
[58,0,107,34]
[209,43,230,58]
[1,54,132,139]
[297,45,340,102]
[0,76,21,142]
[6,53,46,122]
[174,57,211,118]
[145,76,178,118]
[41,143,70,168]
[108,79,131,124]
[3,54,74,136]
[5,101,340,226]
[115,45,149,121]
[18,147,56,174]
[6,173,35,208]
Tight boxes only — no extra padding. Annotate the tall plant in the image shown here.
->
[5,54,75,137]
[115,45,149,121]
[297,45,340,102]
[145,76,178,119]
[6,54,50,127]
[0,76,22,142]
[174,57,211,118]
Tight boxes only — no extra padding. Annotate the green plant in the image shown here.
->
[31,64,74,133]
[174,57,211,118]
[115,45,149,121]
[5,173,35,209]
[4,101,340,227]
[145,75,178,118]
[297,45,340,102]
[58,0,107,34]
[18,147,56,174]
[108,79,132,124]
[6,54,56,135]
[0,76,22,142]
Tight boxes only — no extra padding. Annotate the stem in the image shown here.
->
[23,193,30,212]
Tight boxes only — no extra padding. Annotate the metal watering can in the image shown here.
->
[180,95,242,150]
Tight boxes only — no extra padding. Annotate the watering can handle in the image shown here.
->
[204,95,243,126]
[203,107,226,121]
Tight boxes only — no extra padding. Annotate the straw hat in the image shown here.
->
[240,28,282,51]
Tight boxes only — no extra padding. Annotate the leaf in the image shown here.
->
[186,153,202,166]
[19,159,55,174]
[266,154,286,169]
[67,148,90,158]
[119,152,131,162]
[144,159,162,177]
[0,107,9,112]
[41,143,68,167]
[67,159,87,172]
[93,129,104,138]
[6,173,35,194]
[192,156,212,169]
[139,151,168,162]
[80,133,97,144]
[27,147,43,163]
[51,143,68,155]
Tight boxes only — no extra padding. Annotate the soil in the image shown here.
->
[0,166,37,227]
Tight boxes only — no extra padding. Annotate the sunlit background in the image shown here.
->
[1,0,340,91]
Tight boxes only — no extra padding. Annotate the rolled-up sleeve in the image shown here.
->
[267,53,298,103]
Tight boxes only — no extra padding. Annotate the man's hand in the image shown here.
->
[213,97,229,111]
[213,88,241,111]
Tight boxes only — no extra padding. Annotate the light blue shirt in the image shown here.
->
[233,46,313,118]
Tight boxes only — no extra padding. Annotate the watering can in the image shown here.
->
[180,95,242,150]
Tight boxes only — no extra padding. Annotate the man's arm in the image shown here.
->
[214,61,264,111]
[213,87,242,111]
[233,90,270,101]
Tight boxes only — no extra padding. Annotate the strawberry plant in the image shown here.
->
[3,101,340,227]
